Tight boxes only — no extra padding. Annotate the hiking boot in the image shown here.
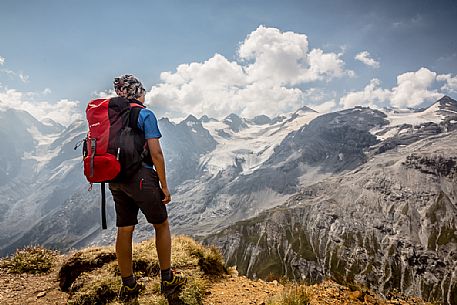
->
[118,281,145,301]
[161,274,187,296]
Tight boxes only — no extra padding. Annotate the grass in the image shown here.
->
[58,247,117,291]
[0,245,57,274]
[58,235,226,305]
[267,284,310,305]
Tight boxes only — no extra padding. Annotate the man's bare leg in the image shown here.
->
[116,225,135,277]
[153,219,171,270]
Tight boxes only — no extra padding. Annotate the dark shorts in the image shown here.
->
[109,166,168,227]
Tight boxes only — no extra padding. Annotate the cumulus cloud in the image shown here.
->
[93,89,117,99]
[147,26,350,119]
[0,87,81,126]
[437,74,457,93]
[390,67,441,107]
[355,51,380,68]
[311,99,337,113]
[340,79,390,108]
[340,67,443,108]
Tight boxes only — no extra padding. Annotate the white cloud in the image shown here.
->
[307,49,348,80]
[355,51,380,68]
[93,89,117,99]
[19,73,30,83]
[437,74,457,93]
[340,79,390,108]
[239,26,309,85]
[0,87,81,126]
[311,99,337,113]
[390,67,441,107]
[147,26,350,119]
[340,67,443,109]
[0,56,4,66]
[1,68,30,83]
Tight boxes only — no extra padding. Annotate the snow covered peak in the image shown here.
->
[295,105,317,114]
[371,96,457,140]
[436,95,457,106]
[431,95,457,117]
[200,105,321,175]
[181,114,199,123]
[223,113,248,132]
[249,115,271,125]
[200,115,218,123]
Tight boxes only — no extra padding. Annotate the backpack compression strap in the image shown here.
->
[90,138,96,177]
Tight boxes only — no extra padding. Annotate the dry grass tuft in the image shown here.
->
[66,262,119,305]
[58,246,116,291]
[57,235,226,305]
[178,270,208,305]
[177,236,227,276]
[267,284,310,305]
[1,246,57,274]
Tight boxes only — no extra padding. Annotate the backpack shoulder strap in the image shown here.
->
[128,104,144,130]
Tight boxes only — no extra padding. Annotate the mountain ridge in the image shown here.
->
[204,130,457,304]
[0,97,456,304]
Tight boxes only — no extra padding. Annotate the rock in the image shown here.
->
[204,131,457,304]
[36,291,46,298]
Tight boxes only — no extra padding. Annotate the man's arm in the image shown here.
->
[147,138,171,204]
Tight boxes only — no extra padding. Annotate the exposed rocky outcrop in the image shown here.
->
[223,113,248,132]
[158,116,217,189]
[205,131,457,305]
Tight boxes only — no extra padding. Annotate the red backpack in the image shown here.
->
[80,96,148,228]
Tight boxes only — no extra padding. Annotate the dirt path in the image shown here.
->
[203,275,282,305]
[0,257,67,305]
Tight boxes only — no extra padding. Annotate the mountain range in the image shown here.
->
[1,95,456,304]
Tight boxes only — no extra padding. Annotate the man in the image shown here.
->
[109,74,186,300]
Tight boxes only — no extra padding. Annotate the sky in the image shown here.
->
[0,0,456,125]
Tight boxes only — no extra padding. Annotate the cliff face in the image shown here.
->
[205,131,457,305]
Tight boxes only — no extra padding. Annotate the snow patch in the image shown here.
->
[186,121,198,127]
[201,111,321,175]
[22,126,62,172]
[372,105,445,139]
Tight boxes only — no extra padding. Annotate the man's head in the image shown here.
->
[113,74,145,100]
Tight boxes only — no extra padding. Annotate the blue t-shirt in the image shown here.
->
[137,108,162,139]
[137,108,161,169]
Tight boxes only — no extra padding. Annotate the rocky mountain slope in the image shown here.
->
[0,102,325,255]
[0,97,457,299]
[0,237,431,305]
[204,130,457,305]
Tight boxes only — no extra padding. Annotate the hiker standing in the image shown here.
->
[108,75,186,299]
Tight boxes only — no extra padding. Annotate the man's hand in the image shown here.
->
[162,187,171,204]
